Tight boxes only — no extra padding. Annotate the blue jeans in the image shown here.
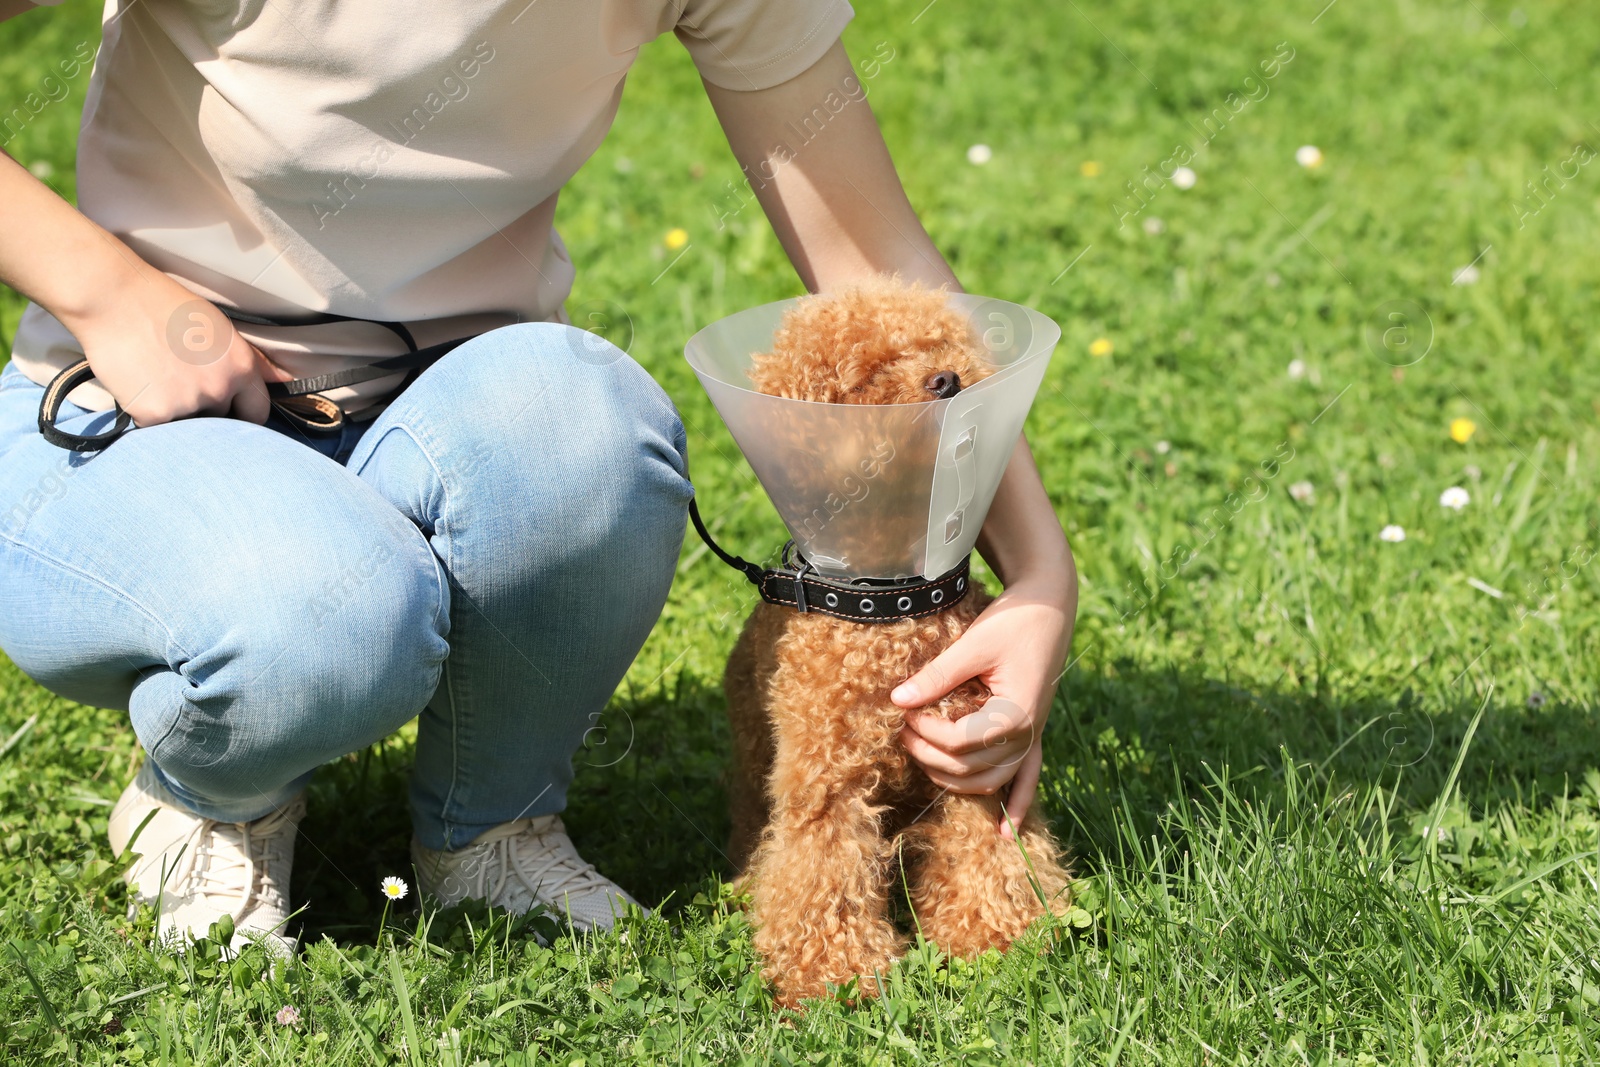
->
[0,325,691,850]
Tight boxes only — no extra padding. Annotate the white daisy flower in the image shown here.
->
[1526,691,1546,709]
[1287,358,1307,380]
[1452,263,1480,286]
[380,876,409,901]
[966,144,993,165]
[1288,480,1315,504]
[1295,145,1323,169]
[1142,216,1166,234]
[1171,166,1197,189]
[1379,524,1406,543]
[1155,440,1171,454]
[1439,486,1470,510]
[28,160,55,180]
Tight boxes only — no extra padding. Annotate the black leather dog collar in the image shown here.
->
[757,556,971,622]
[688,498,970,623]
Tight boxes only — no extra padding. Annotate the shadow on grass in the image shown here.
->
[1046,662,1600,855]
[290,669,736,947]
[288,659,1600,948]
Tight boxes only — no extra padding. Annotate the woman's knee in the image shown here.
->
[415,323,685,468]
[139,529,450,802]
[367,322,691,550]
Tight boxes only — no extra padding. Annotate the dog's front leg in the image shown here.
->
[745,730,904,1007]
[904,788,1071,958]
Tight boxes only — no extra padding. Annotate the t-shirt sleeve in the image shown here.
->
[674,0,854,91]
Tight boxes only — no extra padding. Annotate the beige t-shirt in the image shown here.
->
[12,0,854,412]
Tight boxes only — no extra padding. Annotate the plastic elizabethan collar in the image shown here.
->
[685,293,1060,581]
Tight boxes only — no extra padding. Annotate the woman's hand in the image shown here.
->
[65,275,279,427]
[892,567,1076,838]
[892,441,1077,837]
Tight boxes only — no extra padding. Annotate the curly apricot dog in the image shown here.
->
[723,280,1070,1007]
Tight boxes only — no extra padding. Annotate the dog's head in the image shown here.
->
[748,279,995,404]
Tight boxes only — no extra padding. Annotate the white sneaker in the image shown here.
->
[412,815,642,932]
[107,762,304,957]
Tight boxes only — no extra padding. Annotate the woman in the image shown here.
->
[0,0,1077,952]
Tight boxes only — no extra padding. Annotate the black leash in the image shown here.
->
[687,497,970,623]
[37,306,478,452]
[39,301,976,623]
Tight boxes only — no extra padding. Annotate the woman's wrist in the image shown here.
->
[48,236,175,338]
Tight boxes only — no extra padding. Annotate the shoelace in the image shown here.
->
[161,809,296,926]
[474,820,615,904]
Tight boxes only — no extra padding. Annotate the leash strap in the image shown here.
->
[687,497,970,623]
[37,306,476,451]
[37,359,133,452]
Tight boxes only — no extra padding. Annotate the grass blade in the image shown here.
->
[0,713,39,760]
[8,944,60,1030]
[1425,687,1492,859]
[387,946,424,1067]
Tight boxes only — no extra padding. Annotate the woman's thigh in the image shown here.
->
[0,364,450,811]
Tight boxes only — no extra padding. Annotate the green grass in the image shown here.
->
[5,0,1600,1062]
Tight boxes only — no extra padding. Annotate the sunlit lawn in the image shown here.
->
[3,0,1600,1062]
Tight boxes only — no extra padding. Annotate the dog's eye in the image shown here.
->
[924,371,962,398]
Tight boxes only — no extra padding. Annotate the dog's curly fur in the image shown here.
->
[724,280,1071,1007]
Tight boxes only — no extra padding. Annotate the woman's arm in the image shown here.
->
[703,41,1078,834]
[702,41,956,293]
[0,149,271,424]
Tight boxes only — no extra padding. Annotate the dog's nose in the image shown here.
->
[924,371,962,398]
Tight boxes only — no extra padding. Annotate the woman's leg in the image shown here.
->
[346,323,692,851]
[0,362,451,820]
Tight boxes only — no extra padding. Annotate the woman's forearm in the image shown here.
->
[0,149,274,424]
[0,150,163,330]
[976,441,1076,598]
